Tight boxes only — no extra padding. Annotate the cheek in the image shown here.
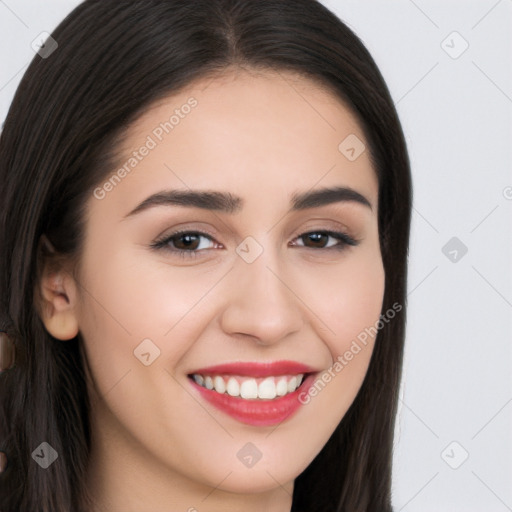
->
[74,245,233,424]
[302,247,385,358]
[295,247,385,417]
[77,244,217,344]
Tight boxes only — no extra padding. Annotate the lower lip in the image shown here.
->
[188,373,317,427]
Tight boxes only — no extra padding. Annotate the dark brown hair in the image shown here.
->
[0,1,412,510]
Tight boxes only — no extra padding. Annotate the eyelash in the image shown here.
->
[150,229,359,259]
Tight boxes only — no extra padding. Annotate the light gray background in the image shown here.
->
[1,1,511,510]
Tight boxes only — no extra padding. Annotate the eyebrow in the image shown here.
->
[123,185,372,219]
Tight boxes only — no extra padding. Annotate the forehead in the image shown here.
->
[92,68,377,219]
[124,67,366,152]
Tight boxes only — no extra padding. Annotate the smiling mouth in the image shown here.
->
[187,372,311,400]
[186,364,318,426]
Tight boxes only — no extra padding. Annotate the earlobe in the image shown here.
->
[44,317,79,341]
[35,237,80,341]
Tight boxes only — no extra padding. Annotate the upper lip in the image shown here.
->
[188,360,317,377]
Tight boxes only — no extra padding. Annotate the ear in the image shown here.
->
[34,235,80,341]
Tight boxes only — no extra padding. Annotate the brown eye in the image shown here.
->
[293,231,358,250]
[171,233,202,251]
[300,232,330,248]
[150,230,218,258]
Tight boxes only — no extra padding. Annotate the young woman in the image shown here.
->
[0,1,412,510]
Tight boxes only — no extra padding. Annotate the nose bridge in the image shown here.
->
[219,244,304,344]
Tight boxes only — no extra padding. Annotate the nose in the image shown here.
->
[219,250,304,346]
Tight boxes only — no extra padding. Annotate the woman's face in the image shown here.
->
[56,69,384,505]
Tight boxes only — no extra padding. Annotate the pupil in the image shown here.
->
[179,234,198,249]
[307,233,325,247]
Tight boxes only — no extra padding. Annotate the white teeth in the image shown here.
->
[240,379,258,399]
[192,373,305,400]
[275,377,288,397]
[213,375,226,394]
[226,377,240,397]
[258,377,277,399]
[287,376,297,393]
[204,376,214,390]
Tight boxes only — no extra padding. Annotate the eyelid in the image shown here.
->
[289,218,355,240]
[290,230,359,248]
[150,228,220,251]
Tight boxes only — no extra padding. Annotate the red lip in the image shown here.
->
[187,361,319,427]
[189,360,316,377]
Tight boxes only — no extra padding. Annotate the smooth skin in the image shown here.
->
[36,67,385,512]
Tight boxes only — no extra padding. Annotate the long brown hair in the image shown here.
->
[0,1,412,510]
